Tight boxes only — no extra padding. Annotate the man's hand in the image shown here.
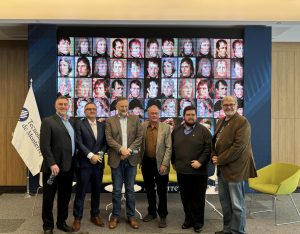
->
[90,155,100,164]
[191,160,201,169]
[50,164,60,176]
[120,147,130,157]
[159,165,167,174]
[212,156,218,165]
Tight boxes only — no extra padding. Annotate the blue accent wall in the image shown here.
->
[244,26,272,169]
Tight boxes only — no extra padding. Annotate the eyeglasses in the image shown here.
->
[85,108,96,111]
[222,104,236,107]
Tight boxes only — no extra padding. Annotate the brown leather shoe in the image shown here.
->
[91,216,105,227]
[128,217,139,229]
[71,218,81,232]
[108,217,118,229]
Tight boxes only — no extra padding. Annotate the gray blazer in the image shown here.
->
[105,114,143,168]
[141,121,172,175]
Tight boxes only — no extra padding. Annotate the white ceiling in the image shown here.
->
[0,22,299,42]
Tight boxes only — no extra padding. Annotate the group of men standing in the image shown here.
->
[40,94,256,234]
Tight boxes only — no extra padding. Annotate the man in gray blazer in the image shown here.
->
[105,97,143,229]
[141,104,171,228]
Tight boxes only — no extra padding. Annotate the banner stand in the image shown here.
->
[24,169,31,199]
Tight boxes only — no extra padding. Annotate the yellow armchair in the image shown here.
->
[248,162,300,226]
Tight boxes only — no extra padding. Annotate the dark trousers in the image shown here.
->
[142,156,169,217]
[177,173,208,226]
[73,167,104,219]
[42,169,73,230]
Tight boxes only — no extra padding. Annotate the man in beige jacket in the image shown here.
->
[140,104,171,228]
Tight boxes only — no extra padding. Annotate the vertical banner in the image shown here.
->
[12,85,43,176]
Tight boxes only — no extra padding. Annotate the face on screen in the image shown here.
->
[162,40,174,56]
[76,79,91,97]
[181,81,193,98]
[130,62,141,78]
[199,59,211,77]
[77,60,89,77]
[148,81,158,98]
[130,83,141,98]
[163,100,176,117]
[95,58,108,77]
[113,40,124,58]
[112,82,124,97]
[58,39,71,55]
[147,61,159,78]
[77,100,88,117]
[183,40,193,56]
[180,61,192,78]
[58,78,72,95]
[234,62,243,78]
[80,40,89,54]
[234,83,243,99]
[112,60,124,78]
[216,82,227,98]
[132,106,143,117]
[94,82,106,98]
[130,41,142,58]
[162,80,174,97]
[216,40,228,58]
[97,38,107,54]
[59,59,70,76]
[163,61,173,77]
[200,39,210,55]
[233,41,243,58]
[216,60,227,77]
[149,42,159,58]
[198,83,209,99]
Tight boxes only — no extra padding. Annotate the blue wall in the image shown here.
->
[244,26,272,169]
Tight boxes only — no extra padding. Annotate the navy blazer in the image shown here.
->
[75,118,108,168]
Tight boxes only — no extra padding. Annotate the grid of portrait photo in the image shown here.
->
[57,36,244,134]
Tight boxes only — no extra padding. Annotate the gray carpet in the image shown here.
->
[0,193,299,233]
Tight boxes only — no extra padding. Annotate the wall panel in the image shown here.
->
[0,41,27,186]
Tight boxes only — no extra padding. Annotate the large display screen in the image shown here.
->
[57,34,244,134]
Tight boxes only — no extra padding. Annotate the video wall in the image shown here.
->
[57,35,244,134]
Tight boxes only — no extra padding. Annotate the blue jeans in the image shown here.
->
[218,172,246,234]
[111,159,137,219]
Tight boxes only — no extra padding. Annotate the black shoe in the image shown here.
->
[57,222,72,232]
[182,220,193,229]
[158,217,167,228]
[194,224,203,233]
[143,213,157,222]
[215,231,231,234]
[44,229,53,234]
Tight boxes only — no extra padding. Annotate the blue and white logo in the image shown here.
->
[19,108,29,122]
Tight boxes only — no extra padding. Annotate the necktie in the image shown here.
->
[91,122,97,140]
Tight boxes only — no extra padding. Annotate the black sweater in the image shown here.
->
[171,123,212,174]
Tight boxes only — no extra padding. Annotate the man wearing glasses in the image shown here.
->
[72,102,108,232]
[211,96,257,234]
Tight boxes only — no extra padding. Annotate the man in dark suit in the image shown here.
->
[105,97,143,229]
[40,96,75,234]
[71,102,108,232]
[212,96,257,234]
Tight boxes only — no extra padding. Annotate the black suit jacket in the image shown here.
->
[75,118,108,168]
[40,114,75,173]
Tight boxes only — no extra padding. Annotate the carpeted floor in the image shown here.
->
[0,193,299,233]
